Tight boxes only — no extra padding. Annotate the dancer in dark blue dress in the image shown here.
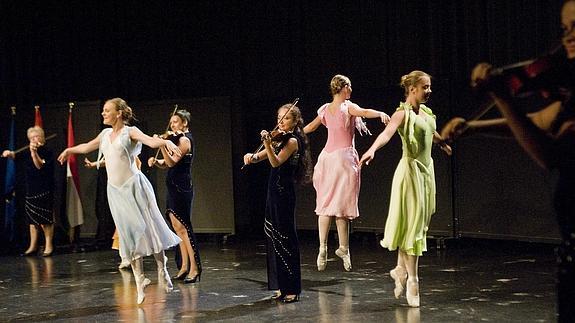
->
[243,103,312,303]
[149,109,202,284]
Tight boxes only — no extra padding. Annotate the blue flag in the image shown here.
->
[4,108,16,242]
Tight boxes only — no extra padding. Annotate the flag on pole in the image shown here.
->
[3,107,17,242]
[34,105,43,128]
[65,102,84,231]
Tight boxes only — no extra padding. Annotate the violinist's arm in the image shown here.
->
[433,131,452,156]
[243,149,268,165]
[304,116,322,134]
[160,136,191,167]
[490,94,555,170]
[441,101,562,141]
[264,138,298,168]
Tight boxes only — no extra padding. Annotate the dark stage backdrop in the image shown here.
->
[0,1,563,244]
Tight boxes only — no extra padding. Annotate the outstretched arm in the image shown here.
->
[303,115,322,134]
[348,103,390,124]
[129,127,181,158]
[359,110,404,166]
[58,136,100,165]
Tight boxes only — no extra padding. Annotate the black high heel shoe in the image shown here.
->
[282,294,299,303]
[20,249,38,257]
[271,291,284,300]
[172,271,189,280]
[183,272,201,284]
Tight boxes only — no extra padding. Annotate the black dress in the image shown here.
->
[24,146,54,225]
[165,132,201,273]
[265,133,302,295]
[553,96,575,322]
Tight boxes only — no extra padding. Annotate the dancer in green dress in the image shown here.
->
[360,71,451,307]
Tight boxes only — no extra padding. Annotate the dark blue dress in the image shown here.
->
[265,133,302,295]
[166,132,201,273]
[24,146,54,225]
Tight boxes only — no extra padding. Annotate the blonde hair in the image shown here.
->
[400,70,431,97]
[106,98,136,124]
[330,74,351,96]
[27,126,45,143]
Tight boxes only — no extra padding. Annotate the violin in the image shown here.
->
[476,45,572,100]
[242,97,299,169]
[445,44,574,142]
[264,129,291,143]
[159,130,185,145]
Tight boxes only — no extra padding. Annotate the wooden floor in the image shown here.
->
[0,235,558,322]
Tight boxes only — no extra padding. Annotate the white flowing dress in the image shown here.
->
[98,126,181,261]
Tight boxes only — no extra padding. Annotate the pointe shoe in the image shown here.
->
[390,267,407,299]
[158,268,174,292]
[317,246,327,271]
[183,272,201,284]
[335,247,352,271]
[135,274,147,304]
[406,278,420,307]
[118,260,131,269]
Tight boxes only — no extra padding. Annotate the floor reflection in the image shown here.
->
[395,307,421,323]
[25,256,53,287]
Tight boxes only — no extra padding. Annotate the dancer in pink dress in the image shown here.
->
[304,74,390,271]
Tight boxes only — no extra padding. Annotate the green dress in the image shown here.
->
[381,102,436,256]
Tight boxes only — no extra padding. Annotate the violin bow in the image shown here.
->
[241,97,299,170]
[153,104,179,160]
[11,134,58,155]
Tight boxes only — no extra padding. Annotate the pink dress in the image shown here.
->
[312,100,369,219]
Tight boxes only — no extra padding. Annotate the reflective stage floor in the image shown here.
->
[0,235,557,322]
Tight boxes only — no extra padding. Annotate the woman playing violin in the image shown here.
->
[442,2,575,320]
[148,109,202,284]
[243,103,312,303]
[2,126,55,257]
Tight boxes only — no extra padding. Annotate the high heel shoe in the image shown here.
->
[270,291,284,300]
[172,270,189,280]
[406,278,420,307]
[282,294,299,303]
[317,245,327,271]
[21,249,38,257]
[335,247,352,271]
[390,267,407,299]
[183,272,201,284]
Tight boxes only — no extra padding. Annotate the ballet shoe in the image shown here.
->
[118,260,131,269]
[335,247,352,271]
[172,270,189,280]
[390,267,407,299]
[42,251,53,257]
[282,294,299,303]
[135,274,147,304]
[143,277,151,288]
[317,246,327,271]
[406,278,420,307]
[158,268,174,292]
[183,272,201,284]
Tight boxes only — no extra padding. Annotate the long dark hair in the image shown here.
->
[278,103,313,184]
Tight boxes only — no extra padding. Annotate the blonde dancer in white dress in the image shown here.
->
[58,98,181,304]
